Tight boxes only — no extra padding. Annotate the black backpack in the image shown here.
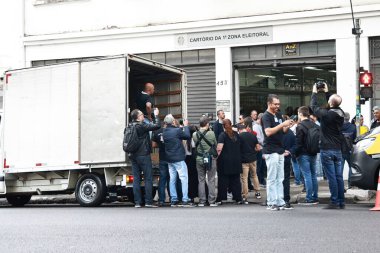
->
[341,134,354,154]
[300,122,320,155]
[122,123,141,153]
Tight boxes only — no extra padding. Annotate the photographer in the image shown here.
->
[310,81,345,209]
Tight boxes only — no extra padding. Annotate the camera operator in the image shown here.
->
[310,81,345,209]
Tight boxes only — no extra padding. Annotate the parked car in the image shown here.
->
[351,126,380,190]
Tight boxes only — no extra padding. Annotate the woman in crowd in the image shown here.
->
[216,119,243,204]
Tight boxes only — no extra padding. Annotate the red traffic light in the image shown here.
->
[360,71,373,86]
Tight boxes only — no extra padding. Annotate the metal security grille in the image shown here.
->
[183,65,216,124]
[370,37,380,106]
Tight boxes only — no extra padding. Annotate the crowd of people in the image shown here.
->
[126,81,378,210]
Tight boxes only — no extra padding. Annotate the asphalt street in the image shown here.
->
[0,203,379,253]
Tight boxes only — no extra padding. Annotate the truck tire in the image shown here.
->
[75,173,106,207]
[6,195,32,207]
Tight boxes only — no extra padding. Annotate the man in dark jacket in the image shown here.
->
[282,122,296,210]
[162,114,193,207]
[310,82,345,209]
[213,110,225,139]
[341,112,356,189]
[129,108,161,208]
[295,106,319,205]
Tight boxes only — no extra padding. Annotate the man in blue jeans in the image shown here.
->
[162,114,194,207]
[295,106,319,205]
[310,81,345,209]
[129,108,161,208]
[262,94,294,211]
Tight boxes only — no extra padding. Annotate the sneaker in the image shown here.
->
[270,205,280,211]
[235,200,243,205]
[279,205,285,210]
[339,204,346,209]
[170,201,179,207]
[157,202,165,207]
[182,202,195,207]
[312,199,319,205]
[255,192,262,199]
[284,202,294,210]
[227,192,233,200]
[145,204,158,208]
[298,200,314,206]
[260,184,266,189]
[209,203,219,207]
[198,203,205,207]
[134,204,141,208]
[291,183,301,187]
[215,201,222,205]
[323,203,339,210]
[242,198,249,205]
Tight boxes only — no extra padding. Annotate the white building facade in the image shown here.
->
[2,0,380,123]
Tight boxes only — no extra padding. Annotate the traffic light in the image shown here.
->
[359,70,373,86]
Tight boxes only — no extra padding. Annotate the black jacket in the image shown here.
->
[129,118,161,158]
[212,120,224,139]
[295,119,318,157]
[310,92,344,150]
[163,125,191,163]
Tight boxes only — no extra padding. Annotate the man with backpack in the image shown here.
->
[192,116,218,207]
[295,106,320,205]
[310,81,345,209]
[126,108,161,208]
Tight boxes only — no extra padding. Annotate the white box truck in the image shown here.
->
[0,55,187,206]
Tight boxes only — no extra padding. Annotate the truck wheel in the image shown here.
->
[6,195,32,207]
[75,173,106,207]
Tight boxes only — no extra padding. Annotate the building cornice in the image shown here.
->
[23,4,380,46]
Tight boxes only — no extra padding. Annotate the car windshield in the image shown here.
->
[355,125,380,143]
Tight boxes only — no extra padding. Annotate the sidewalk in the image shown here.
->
[0,180,376,206]
[231,179,375,205]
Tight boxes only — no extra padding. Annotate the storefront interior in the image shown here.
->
[238,64,337,116]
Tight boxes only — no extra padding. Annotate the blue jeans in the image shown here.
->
[158,161,169,203]
[131,155,153,205]
[256,150,267,185]
[168,161,190,203]
[297,155,318,202]
[264,153,285,206]
[320,149,345,206]
[315,153,324,178]
[291,156,303,185]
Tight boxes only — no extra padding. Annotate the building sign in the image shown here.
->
[216,100,231,112]
[285,43,298,56]
[175,26,273,48]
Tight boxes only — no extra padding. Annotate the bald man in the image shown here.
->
[310,81,345,210]
[137,83,155,122]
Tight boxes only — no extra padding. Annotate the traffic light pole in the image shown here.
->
[353,18,363,136]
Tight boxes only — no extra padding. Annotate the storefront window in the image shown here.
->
[239,65,336,116]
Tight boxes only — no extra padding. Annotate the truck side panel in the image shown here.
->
[3,63,80,170]
[80,58,127,164]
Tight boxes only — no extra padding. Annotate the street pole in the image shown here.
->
[353,18,362,136]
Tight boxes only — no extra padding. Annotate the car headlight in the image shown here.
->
[355,138,375,152]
